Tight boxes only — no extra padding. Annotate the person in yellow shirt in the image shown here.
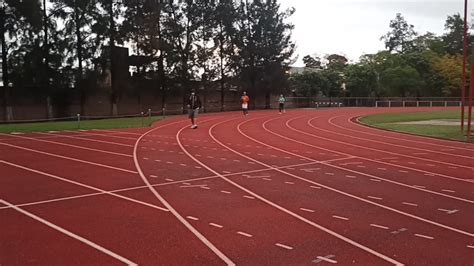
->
[240,91,249,116]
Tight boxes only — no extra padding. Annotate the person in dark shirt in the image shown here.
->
[187,90,202,129]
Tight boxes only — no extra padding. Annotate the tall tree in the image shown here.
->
[238,0,295,108]
[443,13,465,55]
[381,13,417,53]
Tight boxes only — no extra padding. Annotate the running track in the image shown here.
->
[0,107,473,265]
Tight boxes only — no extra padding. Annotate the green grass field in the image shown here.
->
[359,110,469,141]
[0,116,164,133]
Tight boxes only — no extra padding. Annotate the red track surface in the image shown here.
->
[1,107,473,265]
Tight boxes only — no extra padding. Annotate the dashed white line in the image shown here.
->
[413,185,426,189]
[155,159,161,162]
[402,202,418,207]
[143,157,149,160]
[332,215,349,221]
[220,190,231,194]
[368,196,383,200]
[275,243,293,250]
[233,160,240,162]
[165,178,174,182]
[315,256,337,263]
[209,223,223,228]
[370,224,389,230]
[243,195,255,199]
[345,175,356,178]
[166,161,173,164]
[180,164,187,167]
[300,208,315,213]
[149,175,158,178]
[237,231,253,238]
[285,181,295,185]
[222,171,231,174]
[325,172,335,176]
[467,245,474,249]
[263,178,272,181]
[414,234,434,240]
[441,189,456,193]
[195,166,202,169]
[186,216,199,221]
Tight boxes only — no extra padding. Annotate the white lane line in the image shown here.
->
[143,157,149,160]
[370,179,381,182]
[325,172,335,176]
[243,195,255,199]
[186,216,199,221]
[285,181,295,185]
[165,178,174,182]
[195,166,202,169]
[413,185,426,189]
[0,199,138,266]
[315,256,337,263]
[467,245,474,249]
[134,119,236,266]
[275,243,293,250]
[310,186,321,189]
[166,161,173,164]
[155,159,161,162]
[332,215,349,221]
[370,224,389,230]
[237,231,253,238]
[180,164,187,167]
[356,165,366,168]
[209,223,223,228]
[38,132,134,147]
[200,186,211,190]
[377,168,387,170]
[402,202,418,207]
[262,178,272,181]
[414,234,434,240]
[2,133,133,158]
[367,196,383,200]
[149,175,158,178]
[220,190,231,194]
[0,160,168,213]
[345,175,356,178]
[222,171,231,174]
[0,143,138,174]
[300,208,315,213]
[233,160,240,162]
[437,208,459,214]
[10,132,24,135]
[441,189,456,193]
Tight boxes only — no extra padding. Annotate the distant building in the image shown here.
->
[287,67,321,75]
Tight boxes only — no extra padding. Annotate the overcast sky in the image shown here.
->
[278,0,465,66]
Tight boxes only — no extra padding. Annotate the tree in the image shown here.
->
[302,55,321,69]
[432,54,463,96]
[238,0,295,108]
[380,65,422,97]
[381,13,417,53]
[326,54,348,71]
[443,13,464,55]
[344,64,378,97]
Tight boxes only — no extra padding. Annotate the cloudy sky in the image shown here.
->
[278,0,465,66]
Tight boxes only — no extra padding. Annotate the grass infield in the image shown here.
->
[0,116,164,133]
[359,110,469,141]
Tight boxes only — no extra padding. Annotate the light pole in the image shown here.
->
[461,0,468,132]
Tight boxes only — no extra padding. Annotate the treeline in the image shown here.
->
[0,0,295,119]
[290,13,469,99]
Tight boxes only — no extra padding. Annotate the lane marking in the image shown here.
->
[441,189,455,193]
[402,202,418,207]
[1,199,138,265]
[285,181,295,185]
[315,256,337,264]
[186,216,199,221]
[237,231,253,238]
[325,172,335,176]
[412,185,426,189]
[437,208,459,215]
[134,118,236,266]
[180,164,187,167]
[220,190,231,194]
[209,223,223,228]
[0,160,168,212]
[414,234,434,240]
[467,245,474,249]
[0,143,138,174]
[0,133,133,158]
[300,208,315,213]
[150,175,158,178]
[243,195,255,199]
[398,170,408,173]
[345,175,356,178]
[310,186,321,189]
[370,224,389,230]
[367,196,383,200]
[369,179,381,182]
[38,132,134,147]
[332,215,349,221]
[275,243,293,250]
